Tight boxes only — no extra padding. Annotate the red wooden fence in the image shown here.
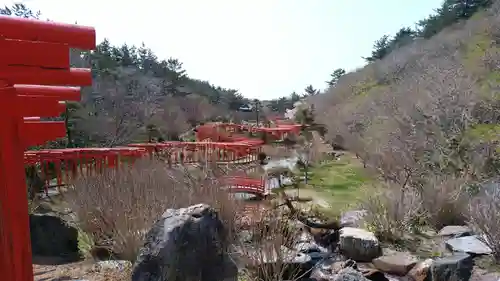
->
[0,16,95,281]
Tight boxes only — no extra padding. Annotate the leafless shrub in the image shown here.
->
[236,210,307,281]
[420,176,471,229]
[360,183,424,242]
[468,181,500,262]
[65,158,240,261]
[150,96,191,139]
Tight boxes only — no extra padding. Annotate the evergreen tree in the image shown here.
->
[327,68,346,87]
[304,85,318,96]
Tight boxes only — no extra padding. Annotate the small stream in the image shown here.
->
[263,156,298,189]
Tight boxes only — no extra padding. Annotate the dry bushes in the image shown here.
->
[65,159,239,261]
[419,176,471,229]
[468,180,500,262]
[360,183,424,242]
[361,176,473,242]
[236,209,307,281]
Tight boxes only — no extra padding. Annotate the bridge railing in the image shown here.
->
[0,16,95,281]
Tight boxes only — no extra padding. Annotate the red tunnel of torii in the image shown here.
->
[195,122,301,142]
[127,140,263,162]
[23,140,266,193]
[24,147,149,190]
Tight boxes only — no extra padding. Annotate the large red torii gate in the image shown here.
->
[0,16,96,281]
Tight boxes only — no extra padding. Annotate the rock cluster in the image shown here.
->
[128,205,499,281]
[303,211,496,281]
[31,203,498,281]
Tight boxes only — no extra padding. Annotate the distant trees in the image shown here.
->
[266,85,321,114]
[267,92,303,113]
[364,0,493,62]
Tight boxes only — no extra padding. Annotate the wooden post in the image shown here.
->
[0,84,34,281]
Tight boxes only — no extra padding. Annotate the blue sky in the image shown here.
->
[10,0,442,99]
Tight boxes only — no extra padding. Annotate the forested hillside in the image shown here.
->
[1,4,253,147]
[267,0,494,114]
[310,0,499,187]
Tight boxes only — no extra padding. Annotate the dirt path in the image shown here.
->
[33,261,131,281]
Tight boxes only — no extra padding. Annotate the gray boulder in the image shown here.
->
[445,235,492,255]
[406,258,433,281]
[339,227,382,262]
[372,251,418,275]
[430,253,473,281]
[437,225,472,238]
[29,213,79,260]
[131,204,238,281]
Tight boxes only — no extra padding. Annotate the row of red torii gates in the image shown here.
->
[26,122,301,196]
[0,15,302,281]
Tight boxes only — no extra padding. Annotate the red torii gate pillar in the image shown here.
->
[0,16,95,281]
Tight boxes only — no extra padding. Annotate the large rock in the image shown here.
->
[131,204,238,281]
[445,235,492,255]
[339,227,382,262]
[372,251,418,275]
[29,213,79,259]
[437,225,472,238]
[430,253,473,281]
[406,258,433,281]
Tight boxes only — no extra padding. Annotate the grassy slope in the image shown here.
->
[308,5,500,185]
[289,153,371,216]
[297,10,500,270]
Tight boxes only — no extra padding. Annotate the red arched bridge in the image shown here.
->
[0,15,300,281]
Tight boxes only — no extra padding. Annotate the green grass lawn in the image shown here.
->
[300,154,371,213]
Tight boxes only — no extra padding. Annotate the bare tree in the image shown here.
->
[85,68,159,146]
[177,94,216,125]
[295,135,323,185]
[151,96,190,140]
